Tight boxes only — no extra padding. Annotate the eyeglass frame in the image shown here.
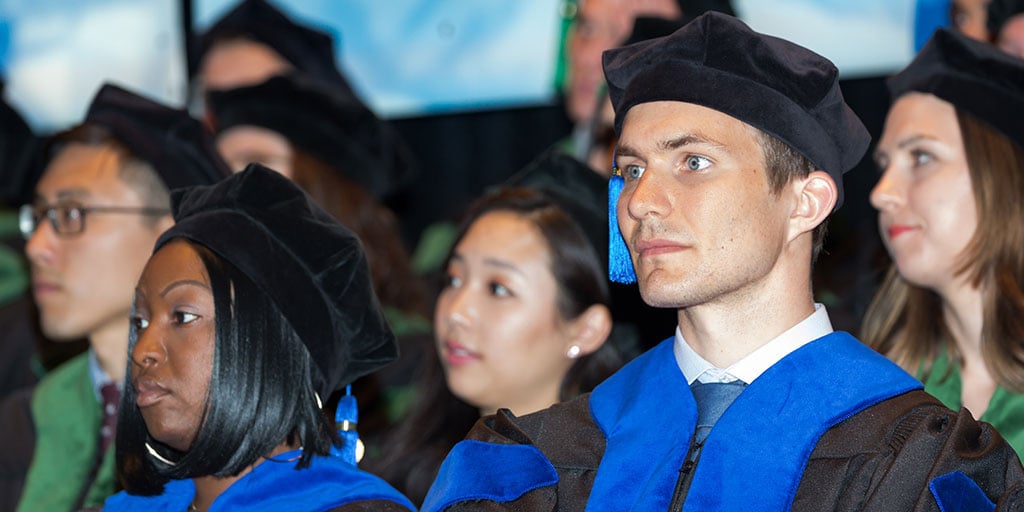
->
[19,201,171,240]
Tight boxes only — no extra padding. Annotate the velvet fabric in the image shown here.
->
[102,449,415,511]
[602,12,870,205]
[422,440,559,511]
[82,84,229,191]
[888,28,1024,150]
[585,332,922,511]
[930,471,996,512]
[155,165,397,397]
[206,73,418,200]
[190,0,355,94]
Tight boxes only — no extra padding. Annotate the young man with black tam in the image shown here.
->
[0,83,229,511]
[421,12,1024,511]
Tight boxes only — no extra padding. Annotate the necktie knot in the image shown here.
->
[690,380,747,444]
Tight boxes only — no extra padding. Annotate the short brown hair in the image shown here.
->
[756,130,829,262]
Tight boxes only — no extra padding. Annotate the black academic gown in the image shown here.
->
[422,333,1024,511]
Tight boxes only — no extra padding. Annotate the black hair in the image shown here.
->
[116,241,338,495]
[46,124,171,228]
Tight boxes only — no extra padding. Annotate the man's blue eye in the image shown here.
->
[685,155,711,171]
[625,164,645,180]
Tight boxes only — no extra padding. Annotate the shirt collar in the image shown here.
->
[87,348,118,401]
[674,304,834,384]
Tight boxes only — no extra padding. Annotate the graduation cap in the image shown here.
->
[888,27,1024,150]
[155,163,398,397]
[83,84,230,190]
[601,12,870,283]
[206,73,418,200]
[191,0,354,94]
[504,148,608,265]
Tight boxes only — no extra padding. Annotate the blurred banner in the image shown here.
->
[195,0,566,119]
[0,0,186,133]
[1,0,947,133]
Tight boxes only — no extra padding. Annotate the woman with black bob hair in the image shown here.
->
[102,164,414,511]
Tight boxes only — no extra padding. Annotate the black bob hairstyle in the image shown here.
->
[116,240,338,495]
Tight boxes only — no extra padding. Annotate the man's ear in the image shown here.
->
[788,170,836,243]
[566,304,613,358]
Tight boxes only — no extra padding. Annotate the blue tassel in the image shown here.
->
[332,384,361,465]
[608,174,637,283]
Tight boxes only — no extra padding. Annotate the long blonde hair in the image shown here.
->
[862,109,1024,391]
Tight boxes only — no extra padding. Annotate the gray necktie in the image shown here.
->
[690,380,747,444]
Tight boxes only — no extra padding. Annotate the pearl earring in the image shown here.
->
[567,345,581,359]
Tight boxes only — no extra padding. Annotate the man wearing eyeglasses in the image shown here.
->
[0,83,228,512]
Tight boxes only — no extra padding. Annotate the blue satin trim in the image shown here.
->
[586,332,923,511]
[421,440,558,512]
[103,450,415,511]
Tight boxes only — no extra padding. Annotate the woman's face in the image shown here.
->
[131,240,216,452]
[434,211,577,416]
[871,93,978,294]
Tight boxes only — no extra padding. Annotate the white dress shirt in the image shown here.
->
[674,303,834,385]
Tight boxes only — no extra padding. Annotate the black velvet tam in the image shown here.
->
[504,149,608,265]
[888,28,1024,150]
[155,164,397,397]
[191,0,353,92]
[603,12,870,207]
[84,84,230,190]
[206,73,418,201]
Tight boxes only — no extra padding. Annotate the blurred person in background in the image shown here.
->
[204,72,430,465]
[863,28,1024,456]
[190,0,359,112]
[0,83,228,512]
[988,0,1024,57]
[0,78,56,398]
[563,0,734,161]
[951,0,994,40]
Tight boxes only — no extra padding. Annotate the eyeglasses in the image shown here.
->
[19,202,170,239]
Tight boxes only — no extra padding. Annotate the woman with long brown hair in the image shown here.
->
[862,27,1024,455]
